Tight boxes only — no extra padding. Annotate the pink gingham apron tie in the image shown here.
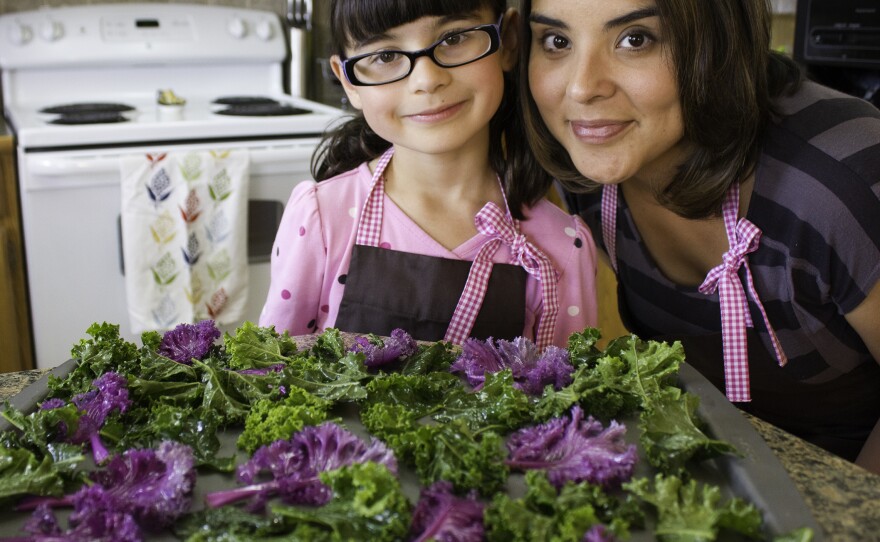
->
[357,147,558,348]
[601,183,786,402]
[445,202,560,349]
[355,148,394,247]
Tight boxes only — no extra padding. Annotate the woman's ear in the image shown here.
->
[329,55,363,111]
[500,7,520,72]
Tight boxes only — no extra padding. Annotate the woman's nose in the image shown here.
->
[567,50,614,103]
[407,56,451,93]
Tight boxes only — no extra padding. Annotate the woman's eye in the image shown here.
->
[540,33,570,52]
[617,31,653,50]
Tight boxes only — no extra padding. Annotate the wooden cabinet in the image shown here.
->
[0,133,34,372]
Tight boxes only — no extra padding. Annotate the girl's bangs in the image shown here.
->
[332,0,506,51]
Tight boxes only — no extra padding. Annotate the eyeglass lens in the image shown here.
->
[351,28,493,85]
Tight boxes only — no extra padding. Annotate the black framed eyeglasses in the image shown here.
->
[341,16,503,87]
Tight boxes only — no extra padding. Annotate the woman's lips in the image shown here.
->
[570,120,632,143]
[407,102,465,123]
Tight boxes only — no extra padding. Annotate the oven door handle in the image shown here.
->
[26,146,317,177]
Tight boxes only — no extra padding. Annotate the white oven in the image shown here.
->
[0,3,343,368]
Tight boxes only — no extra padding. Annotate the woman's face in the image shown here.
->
[528,0,687,187]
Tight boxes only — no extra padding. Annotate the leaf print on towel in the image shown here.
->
[208,169,233,202]
[180,189,202,224]
[146,153,168,167]
[185,273,205,306]
[151,252,180,286]
[147,168,174,205]
[150,211,178,245]
[152,294,180,329]
[179,153,203,183]
[182,232,202,266]
[204,210,231,245]
[209,150,231,160]
[206,249,233,282]
[206,288,229,319]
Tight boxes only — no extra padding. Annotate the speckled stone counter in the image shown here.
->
[1,368,878,540]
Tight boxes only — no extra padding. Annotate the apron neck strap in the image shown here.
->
[355,147,395,247]
[600,184,619,273]
[698,183,787,402]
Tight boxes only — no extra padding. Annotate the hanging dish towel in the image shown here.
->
[120,150,250,333]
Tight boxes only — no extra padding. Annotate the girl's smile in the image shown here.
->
[405,101,466,123]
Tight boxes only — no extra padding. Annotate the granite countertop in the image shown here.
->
[1,368,878,540]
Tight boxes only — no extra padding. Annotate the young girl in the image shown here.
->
[259,0,598,349]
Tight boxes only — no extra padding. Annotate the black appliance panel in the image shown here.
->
[795,0,880,67]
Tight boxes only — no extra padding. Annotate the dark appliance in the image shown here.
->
[794,0,880,106]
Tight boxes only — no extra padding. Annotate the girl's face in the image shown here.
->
[528,0,687,187]
[331,8,517,158]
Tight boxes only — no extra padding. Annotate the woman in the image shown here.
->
[511,0,880,473]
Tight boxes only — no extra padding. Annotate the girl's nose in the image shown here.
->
[407,56,451,94]
[567,49,615,103]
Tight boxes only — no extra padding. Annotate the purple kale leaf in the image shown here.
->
[349,328,418,368]
[21,486,142,542]
[450,336,574,396]
[409,480,486,542]
[505,406,638,489]
[583,524,618,542]
[205,422,397,511]
[16,441,196,538]
[157,319,221,364]
[90,440,196,528]
[69,372,131,464]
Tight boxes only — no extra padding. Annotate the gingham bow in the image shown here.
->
[445,202,559,349]
[698,188,787,402]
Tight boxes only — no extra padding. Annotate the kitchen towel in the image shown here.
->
[120,150,250,333]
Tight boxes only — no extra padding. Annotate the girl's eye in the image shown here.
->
[442,32,466,47]
[617,30,654,50]
[373,51,401,64]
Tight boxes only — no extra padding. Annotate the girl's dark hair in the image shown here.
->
[514,0,804,219]
[312,0,521,215]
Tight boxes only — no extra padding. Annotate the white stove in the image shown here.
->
[0,3,344,368]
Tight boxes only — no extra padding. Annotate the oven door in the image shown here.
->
[18,139,317,369]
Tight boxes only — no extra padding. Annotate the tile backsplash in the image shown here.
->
[0,0,287,17]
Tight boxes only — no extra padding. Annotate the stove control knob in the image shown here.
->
[7,22,33,46]
[227,17,248,39]
[39,20,64,42]
[255,20,274,41]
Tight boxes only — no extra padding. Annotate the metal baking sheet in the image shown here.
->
[0,352,823,541]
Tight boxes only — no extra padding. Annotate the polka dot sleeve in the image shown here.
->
[545,213,599,347]
[258,181,326,335]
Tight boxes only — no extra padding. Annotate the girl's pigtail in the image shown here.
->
[311,113,391,181]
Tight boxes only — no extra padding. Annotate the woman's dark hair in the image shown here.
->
[514,0,804,219]
[312,0,521,214]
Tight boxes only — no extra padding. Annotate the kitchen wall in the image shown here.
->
[0,0,286,17]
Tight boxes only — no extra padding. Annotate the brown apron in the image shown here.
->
[335,148,526,342]
[336,245,526,341]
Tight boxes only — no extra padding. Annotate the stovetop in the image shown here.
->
[6,93,343,150]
